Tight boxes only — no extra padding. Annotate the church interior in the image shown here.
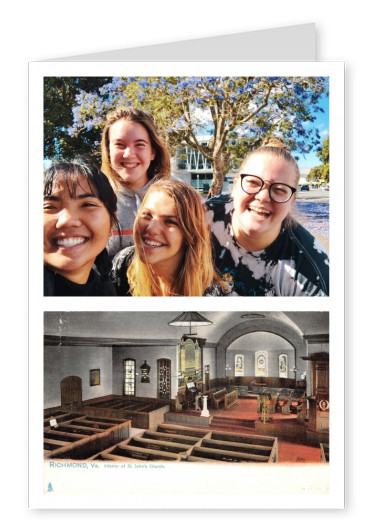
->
[43,311,329,465]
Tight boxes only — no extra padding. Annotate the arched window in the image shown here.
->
[123,359,136,396]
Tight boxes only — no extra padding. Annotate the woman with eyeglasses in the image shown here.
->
[206,137,329,296]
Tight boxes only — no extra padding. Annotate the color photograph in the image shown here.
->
[41,72,331,297]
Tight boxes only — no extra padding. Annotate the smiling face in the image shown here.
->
[134,191,185,280]
[232,153,297,251]
[108,119,156,190]
[43,174,112,284]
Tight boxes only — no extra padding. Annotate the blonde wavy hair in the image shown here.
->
[127,180,219,296]
[100,107,171,192]
[239,136,300,188]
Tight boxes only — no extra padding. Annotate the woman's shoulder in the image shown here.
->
[44,266,55,296]
[284,221,329,295]
[112,245,136,268]
[288,222,329,259]
[44,266,117,296]
[205,194,234,225]
[203,280,226,297]
[205,193,232,208]
[111,246,135,296]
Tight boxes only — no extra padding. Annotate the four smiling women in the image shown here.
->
[43,109,329,297]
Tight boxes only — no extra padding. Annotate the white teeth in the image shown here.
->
[144,239,164,247]
[250,206,270,216]
[122,163,138,168]
[56,237,86,247]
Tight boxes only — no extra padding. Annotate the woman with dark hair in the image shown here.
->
[111,180,223,296]
[206,137,329,296]
[43,158,119,296]
[101,107,171,257]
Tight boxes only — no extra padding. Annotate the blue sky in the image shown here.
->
[294,93,329,170]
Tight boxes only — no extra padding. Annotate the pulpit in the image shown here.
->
[301,352,329,434]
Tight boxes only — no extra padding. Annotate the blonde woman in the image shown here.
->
[206,137,329,296]
[111,180,223,296]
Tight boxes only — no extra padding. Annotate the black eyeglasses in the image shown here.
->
[240,174,296,203]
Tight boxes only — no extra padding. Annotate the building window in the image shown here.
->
[157,359,171,399]
[123,359,136,396]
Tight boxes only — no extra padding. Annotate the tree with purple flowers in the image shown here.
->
[48,76,328,197]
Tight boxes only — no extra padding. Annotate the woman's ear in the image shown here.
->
[110,214,118,234]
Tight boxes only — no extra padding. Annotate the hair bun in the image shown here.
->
[262,136,289,151]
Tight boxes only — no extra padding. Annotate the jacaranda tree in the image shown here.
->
[64,76,328,197]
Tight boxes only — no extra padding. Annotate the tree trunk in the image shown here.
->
[207,152,229,199]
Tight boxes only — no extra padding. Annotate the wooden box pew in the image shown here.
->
[206,387,226,406]
[289,390,307,414]
[91,398,130,407]
[210,430,277,448]
[44,429,87,443]
[46,424,104,437]
[320,443,329,463]
[80,396,171,429]
[44,416,131,460]
[187,445,271,463]
[44,410,82,420]
[199,438,274,461]
[105,401,139,410]
[127,436,192,456]
[70,417,127,430]
[44,412,85,428]
[211,388,227,409]
[44,431,87,457]
[97,441,183,462]
[44,438,72,457]
[115,403,158,412]
[141,430,202,446]
[155,424,210,439]
[209,431,278,462]
[44,430,90,458]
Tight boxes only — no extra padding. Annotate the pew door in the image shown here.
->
[61,376,83,410]
[158,359,171,399]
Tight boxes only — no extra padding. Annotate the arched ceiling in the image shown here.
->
[229,331,293,351]
[44,311,328,347]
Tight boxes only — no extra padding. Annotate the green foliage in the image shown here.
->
[44,77,111,161]
[307,136,329,183]
[317,136,329,165]
[44,76,329,196]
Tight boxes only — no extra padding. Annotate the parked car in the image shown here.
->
[300,184,310,191]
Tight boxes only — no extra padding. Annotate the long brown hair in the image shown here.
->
[101,107,171,192]
[127,180,219,296]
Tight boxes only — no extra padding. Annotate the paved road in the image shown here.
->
[296,189,329,203]
[293,190,329,251]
